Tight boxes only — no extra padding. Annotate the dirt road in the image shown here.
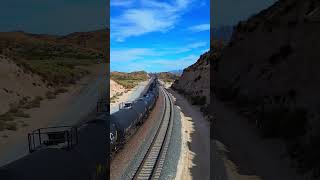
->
[169,89,210,180]
[212,99,306,180]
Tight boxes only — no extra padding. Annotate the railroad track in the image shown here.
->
[132,86,174,180]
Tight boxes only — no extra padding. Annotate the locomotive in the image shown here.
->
[110,78,159,154]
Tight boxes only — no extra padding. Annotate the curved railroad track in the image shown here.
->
[132,86,174,180]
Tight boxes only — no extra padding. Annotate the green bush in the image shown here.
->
[190,96,206,105]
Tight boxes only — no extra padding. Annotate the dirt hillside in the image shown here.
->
[110,79,125,98]
[213,0,320,176]
[172,52,210,106]
[0,55,49,115]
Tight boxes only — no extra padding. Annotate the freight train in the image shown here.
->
[0,77,159,180]
[110,78,159,155]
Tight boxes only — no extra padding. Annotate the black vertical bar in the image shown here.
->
[76,127,78,145]
[28,134,31,153]
[67,131,70,149]
[38,129,41,145]
[71,128,73,148]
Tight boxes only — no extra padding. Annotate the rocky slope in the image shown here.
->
[157,72,180,83]
[213,0,320,175]
[172,51,210,106]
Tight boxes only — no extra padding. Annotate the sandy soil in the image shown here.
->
[169,89,210,180]
[0,62,107,167]
[110,89,164,180]
[110,80,149,114]
[110,79,126,98]
[212,99,308,180]
[0,56,50,114]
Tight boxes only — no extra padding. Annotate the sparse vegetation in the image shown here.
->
[110,92,124,103]
[54,87,68,95]
[6,122,17,131]
[190,96,207,106]
[46,91,56,99]
[0,31,106,86]
[157,72,179,83]
[111,71,148,89]
[15,59,92,85]
[190,96,206,105]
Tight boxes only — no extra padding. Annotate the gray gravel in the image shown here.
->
[159,105,181,180]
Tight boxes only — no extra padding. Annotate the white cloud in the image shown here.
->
[162,41,207,53]
[148,54,198,71]
[111,41,207,63]
[111,48,157,61]
[111,0,192,41]
[188,24,210,32]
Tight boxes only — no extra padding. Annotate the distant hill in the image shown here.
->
[0,29,109,85]
[59,29,109,57]
[168,69,183,76]
[157,72,180,83]
[0,29,108,61]
[110,71,149,89]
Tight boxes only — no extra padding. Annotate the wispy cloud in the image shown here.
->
[111,0,192,41]
[112,54,199,72]
[161,41,207,53]
[111,48,157,61]
[111,41,207,62]
[188,23,210,32]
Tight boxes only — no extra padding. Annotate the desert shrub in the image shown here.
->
[194,75,201,82]
[54,88,68,95]
[257,105,308,138]
[14,110,30,118]
[190,96,206,105]
[0,121,5,131]
[26,96,43,108]
[46,91,56,99]
[6,122,17,131]
[268,44,293,65]
[0,113,14,122]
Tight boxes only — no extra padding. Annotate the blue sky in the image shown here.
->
[0,0,107,35]
[110,0,210,73]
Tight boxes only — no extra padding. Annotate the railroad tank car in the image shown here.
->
[109,78,159,154]
[110,107,139,140]
[131,98,148,124]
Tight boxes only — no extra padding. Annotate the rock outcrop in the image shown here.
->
[172,51,210,106]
